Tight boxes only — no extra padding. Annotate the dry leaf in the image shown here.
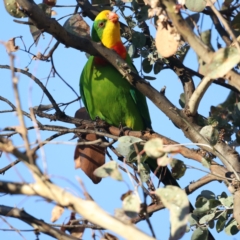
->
[5,38,19,53]
[62,212,86,238]
[101,233,119,240]
[51,10,57,16]
[155,22,180,58]
[74,108,105,184]
[120,190,133,201]
[63,14,90,38]
[51,205,64,223]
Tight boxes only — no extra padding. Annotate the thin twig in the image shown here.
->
[207,0,240,50]
[0,65,62,115]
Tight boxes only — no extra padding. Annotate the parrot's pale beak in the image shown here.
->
[107,12,119,23]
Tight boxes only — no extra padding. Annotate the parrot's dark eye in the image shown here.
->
[98,22,105,28]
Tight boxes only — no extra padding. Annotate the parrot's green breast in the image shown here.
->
[80,56,151,131]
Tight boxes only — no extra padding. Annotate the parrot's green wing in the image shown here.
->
[126,55,152,129]
[80,54,151,130]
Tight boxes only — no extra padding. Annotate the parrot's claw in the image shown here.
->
[95,116,100,121]
[147,128,155,134]
[118,123,132,136]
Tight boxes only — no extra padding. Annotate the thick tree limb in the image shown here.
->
[34,111,229,181]
[0,181,154,240]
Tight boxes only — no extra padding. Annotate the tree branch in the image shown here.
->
[0,65,62,115]
[163,0,240,91]
[0,181,154,240]
[0,205,79,240]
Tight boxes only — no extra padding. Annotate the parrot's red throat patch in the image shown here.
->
[94,41,127,65]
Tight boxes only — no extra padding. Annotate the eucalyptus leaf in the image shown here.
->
[200,190,215,200]
[216,213,227,233]
[200,125,219,145]
[143,75,156,80]
[127,44,136,58]
[189,213,198,226]
[116,136,143,157]
[137,6,150,22]
[132,32,146,48]
[139,162,150,182]
[199,212,215,224]
[191,227,208,240]
[200,29,214,51]
[153,62,163,74]
[208,219,215,229]
[201,157,211,169]
[219,196,233,207]
[206,47,240,79]
[170,159,186,179]
[4,0,27,18]
[94,161,123,181]
[144,138,164,158]
[122,194,140,218]
[142,58,153,73]
[194,197,210,213]
[155,186,189,240]
[185,0,206,12]
[224,218,239,235]
[179,93,186,108]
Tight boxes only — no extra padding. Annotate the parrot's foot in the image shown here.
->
[54,110,66,118]
[94,116,109,128]
[118,123,132,136]
[146,128,155,134]
[94,116,100,121]
[140,128,155,136]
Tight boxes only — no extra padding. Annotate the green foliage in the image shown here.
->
[3,1,240,240]
[179,93,186,108]
[132,32,146,48]
[116,136,150,182]
[138,162,150,182]
[144,138,164,158]
[189,191,237,237]
[142,58,153,73]
[155,186,189,240]
[191,227,208,240]
[199,125,219,146]
[4,0,27,18]
[122,194,141,218]
[200,29,214,51]
[205,47,240,79]
[94,161,123,181]
[185,0,206,12]
[153,62,163,74]
[116,136,143,157]
[170,159,187,179]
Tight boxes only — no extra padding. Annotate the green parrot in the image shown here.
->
[80,10,177,186]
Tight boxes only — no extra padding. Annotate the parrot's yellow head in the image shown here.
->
[92,10,126,59]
